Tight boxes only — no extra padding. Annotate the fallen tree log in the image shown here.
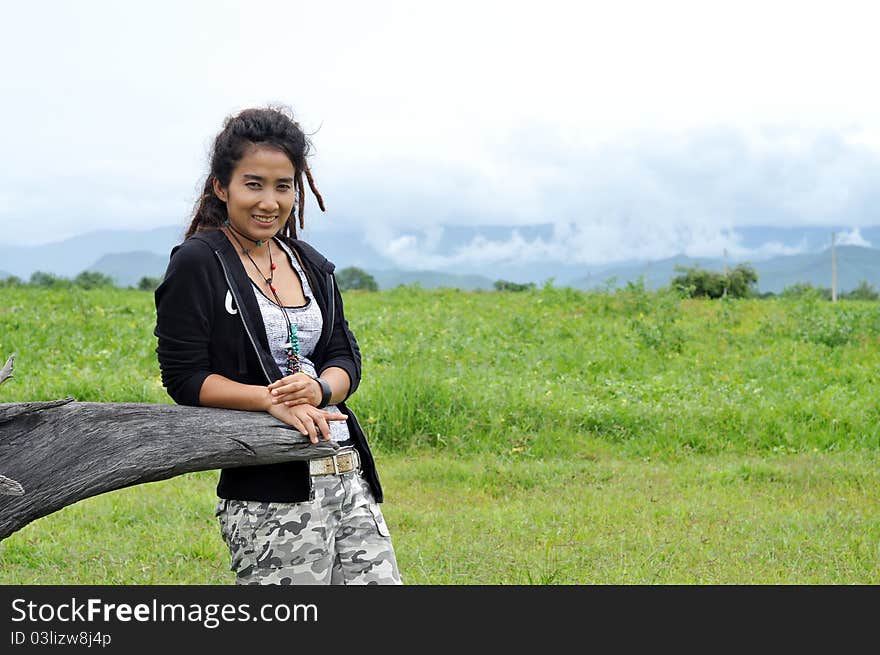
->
[0,398,339,541]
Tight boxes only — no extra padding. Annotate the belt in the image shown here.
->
[308,448,361,477]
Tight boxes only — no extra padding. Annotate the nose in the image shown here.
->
[257,191,280,212]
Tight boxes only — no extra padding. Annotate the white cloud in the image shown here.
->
[835,227,872,247]
[4,0,880,253]
[371,220,814,271]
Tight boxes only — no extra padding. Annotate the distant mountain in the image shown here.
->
[732,225,880,251]
[302,222,576,285]
[0,270,11,280]
[81,254,494,291]
[572,255,722,291]
[0,226,182,279]
[572,245,880,294]
[87,251,170,287]
[370,269,494,290]
[754,245,878,293]
[1,224,878,293]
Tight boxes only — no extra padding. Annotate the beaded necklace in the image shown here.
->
[223,221,301,375]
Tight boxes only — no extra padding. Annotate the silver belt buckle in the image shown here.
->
[310,448,358,476]
[342,449,359,474]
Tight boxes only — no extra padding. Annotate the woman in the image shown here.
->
[154,105,401,585]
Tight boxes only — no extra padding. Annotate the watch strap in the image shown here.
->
[315,376,332,408]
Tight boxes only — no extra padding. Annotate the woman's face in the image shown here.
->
[213,144,296,243]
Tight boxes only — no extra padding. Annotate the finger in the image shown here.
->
[284,398,311,407]
[270,381,309,397]
[315,415,332,440]
[267,375,297,389]
[271,387,311,404]
[290,417,315,443]
[271,392,305,405]
[303,419,318,443]
[268,373,310,390]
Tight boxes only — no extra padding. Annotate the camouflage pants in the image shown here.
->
[215,470,402,585]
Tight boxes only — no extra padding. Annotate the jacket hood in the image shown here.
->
[186,228,336,275]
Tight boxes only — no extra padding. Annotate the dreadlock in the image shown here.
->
[185,105,325,240]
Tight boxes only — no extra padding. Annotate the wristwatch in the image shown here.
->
[314,376,332,409]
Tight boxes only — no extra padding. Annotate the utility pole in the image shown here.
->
[831,231,838,302]
[722,248,729,298]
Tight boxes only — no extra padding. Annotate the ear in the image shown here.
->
[212,177,228,202]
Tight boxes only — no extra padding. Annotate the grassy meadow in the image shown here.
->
[0,283,878,584]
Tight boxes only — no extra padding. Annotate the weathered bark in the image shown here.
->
[0,353,13,387]
[0,399,339,541]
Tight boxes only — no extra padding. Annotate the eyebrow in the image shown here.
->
[242,173,295,183]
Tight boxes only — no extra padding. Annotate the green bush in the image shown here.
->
[781,283,831,300]
[789,294,860,347]
[841,281,879,301]
[29,271,70,288]
[137,276,163,292]
[337,266,378,292]
[618,277,685,353]
[74,271,116,289]
[672,263,758,299]
[494,280,536,292]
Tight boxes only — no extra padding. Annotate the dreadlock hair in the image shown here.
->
[185,105,325,240]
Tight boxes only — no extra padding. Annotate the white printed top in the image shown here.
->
[251,238,351,445]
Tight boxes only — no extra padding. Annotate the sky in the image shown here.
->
[3,0,880,267]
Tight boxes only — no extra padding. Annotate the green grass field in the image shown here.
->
[1,285,878,583]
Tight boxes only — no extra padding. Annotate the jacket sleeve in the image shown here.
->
[319,273,363,400]
[153,240,216,407]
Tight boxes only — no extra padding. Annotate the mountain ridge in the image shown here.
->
[1,225,877,293]
[572,245,878,294]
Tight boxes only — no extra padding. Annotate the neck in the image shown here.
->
[222,223,271,254]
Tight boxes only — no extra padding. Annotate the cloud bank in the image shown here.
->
[315,125,880,268]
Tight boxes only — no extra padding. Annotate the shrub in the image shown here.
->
[726,264,759,298]
[790,295,858,347]
[29,271,70,288]
[337,266,378,292]
[781,283,831,300]
[493,280,536,292]
[618,277,686,353]
[137,276,163,291]
[74,271,116,289]
[672,264,757,299]
[841,280,879,301]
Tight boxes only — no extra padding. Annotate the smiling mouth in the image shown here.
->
[252,215,277,224]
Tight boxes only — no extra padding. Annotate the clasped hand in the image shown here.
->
[266,373,342,443]
[267,402,347,444]
[267,372,320,407]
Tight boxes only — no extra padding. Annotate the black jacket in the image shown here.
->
[154,228,383,503]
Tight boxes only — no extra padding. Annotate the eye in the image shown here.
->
[245,182,262,189]
[277,184,292,192]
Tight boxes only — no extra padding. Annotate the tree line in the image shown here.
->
[2,265,878,300]
[0,271,162,291]
[670,264,878,300]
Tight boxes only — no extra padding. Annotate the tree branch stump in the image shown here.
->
[0,353,13,387]
[0,399,339,541]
